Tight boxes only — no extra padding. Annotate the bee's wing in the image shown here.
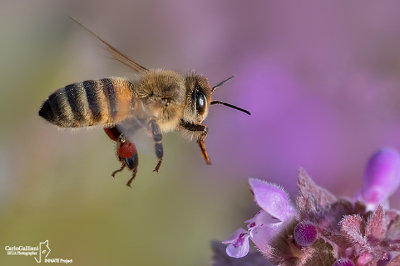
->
[70,17,148,73]
[116,117,154,155]
[117,117,147,138]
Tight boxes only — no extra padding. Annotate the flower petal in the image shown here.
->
[249,178,296,221]
[358,148,400,209]
[223,229,250,258]
[354,188,390,211]
[249,222,284,251]
[222,228,247,244]
[245,210,280,230]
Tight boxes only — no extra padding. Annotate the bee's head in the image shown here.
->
[183,73,212,123]
[183,73,251,124]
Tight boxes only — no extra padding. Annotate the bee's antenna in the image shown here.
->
[210,101,251,115]
[211,75,235,93]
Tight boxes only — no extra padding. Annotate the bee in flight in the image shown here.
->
[39,19,251,187]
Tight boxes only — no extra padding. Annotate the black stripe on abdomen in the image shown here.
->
[100,78,117,119]
[48,91,68,125]
[84,80,102,123]
[65,83,86,125]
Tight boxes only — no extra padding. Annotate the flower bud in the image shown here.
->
[293,222,318,247]
[358,148,400,209]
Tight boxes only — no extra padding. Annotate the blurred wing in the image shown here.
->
[116,117,154,155]
[70,17,148,73]
[117,117,146,138]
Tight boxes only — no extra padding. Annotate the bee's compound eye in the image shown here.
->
[118,142,136,159]
[196,91,206,115]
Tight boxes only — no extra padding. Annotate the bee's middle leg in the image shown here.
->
[148,119,163,173]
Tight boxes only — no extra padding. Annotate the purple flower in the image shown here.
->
[222,228,250,258]
[217,149,400,265]
[222,178,296,258]
[355,148,400,210]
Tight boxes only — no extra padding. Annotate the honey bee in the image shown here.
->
[39,19,250,187]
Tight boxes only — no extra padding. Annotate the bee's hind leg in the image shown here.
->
[104,125,140,187]
[148,119,163,173]
[104,126,126,178]
[111,163,126,178]
[126,168,137,187]
[124,150,139,187]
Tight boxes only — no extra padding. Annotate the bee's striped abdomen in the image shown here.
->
[39,78,135,128]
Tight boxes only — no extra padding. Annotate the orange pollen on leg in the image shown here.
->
[118,142,136,159]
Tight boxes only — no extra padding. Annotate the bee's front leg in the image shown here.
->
[148,119,163,173]
[179,120,211,165]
